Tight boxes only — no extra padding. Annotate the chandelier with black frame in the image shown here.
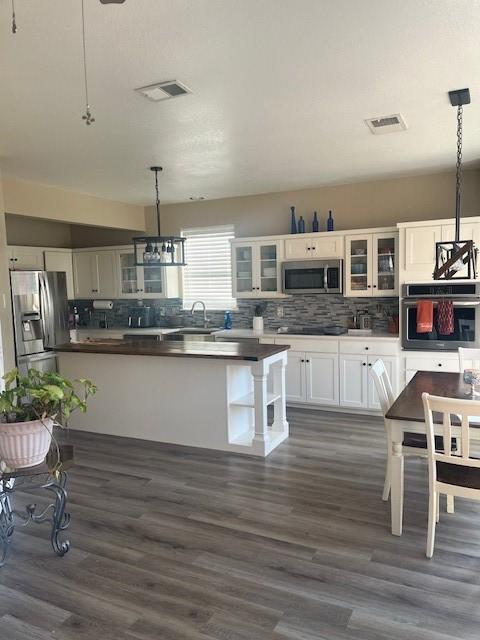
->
[133,167,186,268]
[433,88,477,280]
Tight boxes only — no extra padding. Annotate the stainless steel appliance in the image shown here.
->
[127,306,154,328]
[11,271,70,374]
[282,259,343,294]
[402,282,480,351]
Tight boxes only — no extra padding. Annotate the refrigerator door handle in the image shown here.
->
[39,272,53,348]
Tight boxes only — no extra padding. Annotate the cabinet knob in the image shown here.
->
[373,284,377,288]
[368,363,372,367]
[307,247,311,251]
[301,359,305,363]
[438,363,442,367]
[365,346,369,350]
[306,359,310,363]
[362,362,367,366]
[367,285,371,288]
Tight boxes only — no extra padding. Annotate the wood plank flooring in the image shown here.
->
[2,408,480,639]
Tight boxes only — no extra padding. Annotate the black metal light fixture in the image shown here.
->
[433,88,477,280]
[133,167,186,267]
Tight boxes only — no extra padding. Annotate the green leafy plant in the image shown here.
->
[0,368,96,424]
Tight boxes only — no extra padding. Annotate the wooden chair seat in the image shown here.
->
[403,433,457,451]
[437,458,480,489]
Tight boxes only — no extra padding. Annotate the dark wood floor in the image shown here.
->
[2,409,480,639]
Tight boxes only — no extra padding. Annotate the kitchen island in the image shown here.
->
[54,340,289,457]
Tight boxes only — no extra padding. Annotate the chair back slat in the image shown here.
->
[369,359,395,415]
[458,347,480,371]
[422,393,480,472]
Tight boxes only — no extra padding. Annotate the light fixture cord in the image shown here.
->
[455,104,463,242]
[11,0,17,33]
[80,0,95,124]
[154,168,161,236]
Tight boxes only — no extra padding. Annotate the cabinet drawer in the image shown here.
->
[405,355,459,373]
[339,340,399,356]
[274,337,338,353]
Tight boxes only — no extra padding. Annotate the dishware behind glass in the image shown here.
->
[463,368,480,396]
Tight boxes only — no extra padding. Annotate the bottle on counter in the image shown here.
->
[298,216,306,233]
[224,311,232,330]
[290,206,297,234]
[312,211,319,232]
[327,210,334,231]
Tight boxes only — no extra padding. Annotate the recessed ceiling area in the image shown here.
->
[0,0,479,205]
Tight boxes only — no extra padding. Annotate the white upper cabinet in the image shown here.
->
[44,250,75,300]
[284,234,344,260]
[345,231,398,297]
[400,219,480,282]
[115,246,178,299]
[73,250,117,299]
[232,240,284,298]
[7,246,44,270]
[403,225,441,281]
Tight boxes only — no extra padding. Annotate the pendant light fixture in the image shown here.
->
[11,0,17,33]
[133,167,186,267]
[433,88,477,280]
[80,0,95,125]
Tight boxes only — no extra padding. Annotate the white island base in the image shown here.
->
[57,348,289,457]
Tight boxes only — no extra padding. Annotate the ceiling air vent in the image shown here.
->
[135,80,191,102]
[365,113,407,134]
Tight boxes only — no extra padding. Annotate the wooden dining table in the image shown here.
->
[385,370,480,536]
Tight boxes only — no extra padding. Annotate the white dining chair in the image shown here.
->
[422,392,480,558]
[458,347,480,371]
[370,359,455,514]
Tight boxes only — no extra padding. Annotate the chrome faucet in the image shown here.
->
[190,300,210,328]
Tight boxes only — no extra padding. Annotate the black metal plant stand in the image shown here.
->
[0,446,73,567]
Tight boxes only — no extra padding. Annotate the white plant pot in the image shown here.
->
[253,316,264,334]
[0,418,53,469]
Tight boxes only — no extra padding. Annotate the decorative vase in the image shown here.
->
[0,418,53,469]
[327,210,334,231]
[253,316,264,334]
[312,211,319,232]
[290,206,297,234]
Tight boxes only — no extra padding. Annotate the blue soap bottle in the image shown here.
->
[224,311,232,330]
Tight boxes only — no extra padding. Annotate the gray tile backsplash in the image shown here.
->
[71,295,399,332]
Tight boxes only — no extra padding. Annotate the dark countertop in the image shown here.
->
[53,340,289,362]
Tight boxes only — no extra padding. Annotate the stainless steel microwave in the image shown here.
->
[282,259,343,294]
[401,282,480,351]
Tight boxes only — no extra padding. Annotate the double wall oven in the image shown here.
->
[402,282,480,351]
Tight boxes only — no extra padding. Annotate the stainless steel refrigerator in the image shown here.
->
[10,271,70,375]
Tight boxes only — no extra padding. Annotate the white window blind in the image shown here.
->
[182,225,236,310]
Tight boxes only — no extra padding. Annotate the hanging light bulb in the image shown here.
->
[151,244,161,262]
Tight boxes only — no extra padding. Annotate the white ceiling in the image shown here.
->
[0,0,479,205]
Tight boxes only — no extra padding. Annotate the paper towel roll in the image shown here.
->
[92,300,113,310]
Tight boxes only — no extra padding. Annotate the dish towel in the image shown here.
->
[437,300,454,335]
[416,300,434,333]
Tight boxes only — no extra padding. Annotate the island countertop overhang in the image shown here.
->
[52,340,289,362]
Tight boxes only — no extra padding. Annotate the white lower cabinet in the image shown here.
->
[305,352,339,405]
[339,354,368,409]
[285,351,306,403]
[285,351,339,406]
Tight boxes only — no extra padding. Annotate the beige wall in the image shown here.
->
[2,177,146,232]
[5,214,73,248]
[158,169,480,237]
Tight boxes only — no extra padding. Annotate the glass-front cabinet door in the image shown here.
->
[345,235,372,297]
[233,244,255,297]
[372,232,398,296]
[232,241,283,298]
[117,248,164,298]
[118,249,140,297]
[258,242,279,294]
[142,265,163,296]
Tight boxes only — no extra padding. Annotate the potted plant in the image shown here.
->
[253,302,267,334]
[0,368,96,471]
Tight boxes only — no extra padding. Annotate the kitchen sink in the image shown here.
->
[164,328,221,342]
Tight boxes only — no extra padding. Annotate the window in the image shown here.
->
[182,225,236,310]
